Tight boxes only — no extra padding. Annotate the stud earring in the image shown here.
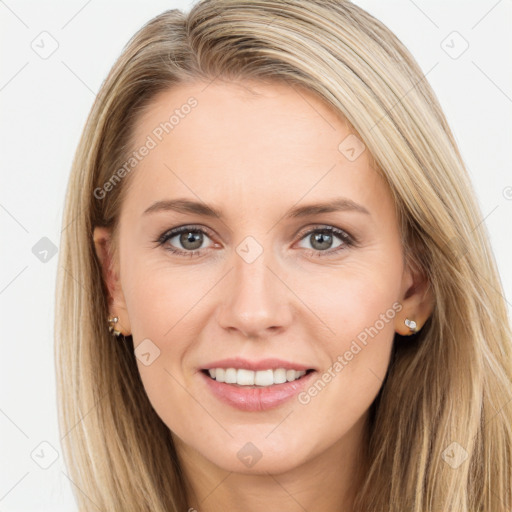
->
[108,316,122,337]
[404,318,418,334]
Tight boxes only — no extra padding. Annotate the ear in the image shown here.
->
[93,226,131,336]
[395,259,434,336]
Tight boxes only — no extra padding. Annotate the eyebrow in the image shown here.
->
[143,197,370,219]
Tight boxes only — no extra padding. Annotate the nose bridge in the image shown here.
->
[217,234,292,337]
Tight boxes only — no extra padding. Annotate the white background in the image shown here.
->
[1,1,511,510]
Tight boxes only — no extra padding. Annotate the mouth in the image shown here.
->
[199,365,317,411]
[201,368,315,388]
[198,357,318,411]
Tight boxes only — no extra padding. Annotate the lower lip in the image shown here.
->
[200,370,316,411]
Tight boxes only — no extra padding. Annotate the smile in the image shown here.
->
[200,367,316,411]
[204,368,310,387]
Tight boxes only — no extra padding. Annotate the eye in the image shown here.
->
[156,225,216,257]
[296,225,355,257]
[155,224,356,258]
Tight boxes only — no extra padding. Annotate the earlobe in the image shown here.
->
[395,262,434,336]
[93,226,131,336]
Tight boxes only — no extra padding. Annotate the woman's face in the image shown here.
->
[95,79,428,475]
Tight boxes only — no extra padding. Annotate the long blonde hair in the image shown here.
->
[55,1,512,510]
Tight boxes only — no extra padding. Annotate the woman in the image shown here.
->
[55,1,512,510]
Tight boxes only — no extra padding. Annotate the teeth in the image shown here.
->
[206,367,307,386]
[237,369,255,385]
[273,368,287,384]
[254,369,274,386]
[225,368,237,384]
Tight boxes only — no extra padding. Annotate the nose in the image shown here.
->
[215,243,294,340]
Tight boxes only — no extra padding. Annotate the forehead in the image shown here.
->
[122,79,389,219]
[133,78,349,151]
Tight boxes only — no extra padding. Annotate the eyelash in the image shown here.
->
[154,224,357,259]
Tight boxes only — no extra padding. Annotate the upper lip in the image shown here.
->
[201,357,314,372]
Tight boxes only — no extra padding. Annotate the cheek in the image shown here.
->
[293,257,401,406]
[290,280,399,457]
[122,257,215,340]
[296,256,402,344]
[121,264,208,432]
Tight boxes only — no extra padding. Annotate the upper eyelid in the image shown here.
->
[157,224,215,241]
[295,224,351,238]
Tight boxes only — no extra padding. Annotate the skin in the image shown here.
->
[94,79,433,512]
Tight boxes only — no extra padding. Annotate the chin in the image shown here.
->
[197,437,310,475]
